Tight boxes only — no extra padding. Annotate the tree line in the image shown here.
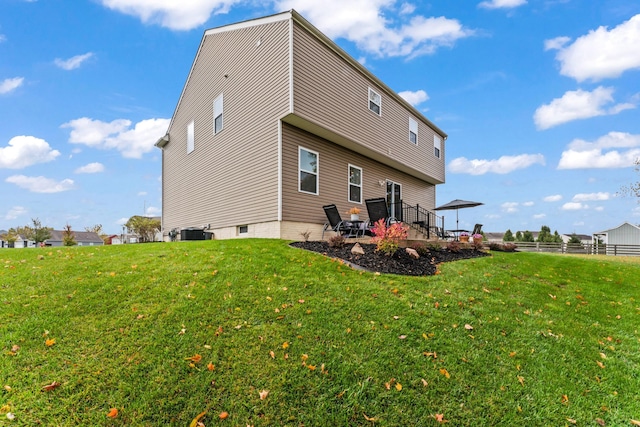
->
[503,225,583,244]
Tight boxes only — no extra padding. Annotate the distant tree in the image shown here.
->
[1,228,18,248]
[537,225,552,242]
[125,216,161,243]
[521,230,534,242]
[62,224,77,246]
[515,231,523,241]
[619,158,640,201]
[551,230,563,243]
[567,234,582,245]
[503,229,514,242]
[21,218,53,244]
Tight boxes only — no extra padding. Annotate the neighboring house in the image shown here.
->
[44,231,104,247]
[560,233,592,244]
[155,9,447,241]
[593,222,640,255]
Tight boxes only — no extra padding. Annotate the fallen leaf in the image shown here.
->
[599,352,607,359]
[189,410,207,427]
[10,345,19,353]
[597,361,605,369]
[301,354,308,362]
[41,381,61,392]
[6,413,15,421]
[421,379,428,387]
[107,408,118,419]
[269,351,275,359]
[567,418,577,424]
[363,413,377,422]
[630,420,640,426]
[3,385,11,392]
[307,364,316,371]
[259,390,269,400]
[517,376,525,386]
[45,338,56,347]
[185,354,202,363]
[219,411,229,419]
[399,335,407,340]
[439,368,450,379]
[395,383,402,391]
[207,362,215,371]
[434,413,447,423]
[561,394,569,404]
[596,418,605,426]
[464,324,473,330]
[282,342,289,349]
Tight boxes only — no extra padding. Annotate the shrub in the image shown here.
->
[447,241,461,253]
[411,242,430,257]
[471,239,484,250]
[370,219,408,256]
[299,230,311,242]
[488,242,517,252]
[328,234,346,248]
[427,242,443,252]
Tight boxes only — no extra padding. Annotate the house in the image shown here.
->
[44,231,104,247]
[156,10,447,241]
[593,222,640,255]
[0,234,35,248]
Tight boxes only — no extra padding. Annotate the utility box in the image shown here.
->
[181,228,205,241]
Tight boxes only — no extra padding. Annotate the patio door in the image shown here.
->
[386,180,402,221]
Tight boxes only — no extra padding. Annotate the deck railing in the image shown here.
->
[399,201,444,239]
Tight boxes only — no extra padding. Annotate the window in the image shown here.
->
[368,87,381,115]
[299,147,318,194]
[213,94,223,134]
[238,225,248,235]
[187,120,194,154]
[434,135,441,158]
[409,118,418,144]
[348,165,362,203]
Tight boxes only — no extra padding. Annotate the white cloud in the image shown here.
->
[478,0,527,9]
[399,2,415,14]
[61,117,170,159]
[0,34,6,43]
[0,77,24,94]
[276,0,474,58]
[594,206,605,212]
[5,206,27,221]
[522,201,534,207]
[534,86,635,130]
[543,194,562,202]
[5,175,74,193]
[561,202,588,210]
[501,202,519,213]
[54,52,94,70]
[398,89,429,106]
[533,213,546,219]
[99,0,241,31]
[138,191,148,196]
[572,192,611,202]
[116,217,129,225]
[448,153,544,175]
[546,14,640,82]
[543,36,570,51]
[75,162,105,174]
[0,136,61,169]
[558,131,640,169]
[145,206,162,216]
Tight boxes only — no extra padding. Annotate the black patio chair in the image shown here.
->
[322,204,352,239]
[364,197,397,235]
[471,224,483,235]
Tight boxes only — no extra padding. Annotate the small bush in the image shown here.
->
[472,239,484,251]
[370,219,409,256]
[411,242,430,257]
[427,242,443,252]
[447,241,461,253]
[328,234,346,248]
[299,230,311,242]
[489,242,517,252]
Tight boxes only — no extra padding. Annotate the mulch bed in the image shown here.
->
[290,241,490,276]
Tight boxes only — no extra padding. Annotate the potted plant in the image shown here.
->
[472,233,483,243]
[459,231,470,242]
[348,207,361,221]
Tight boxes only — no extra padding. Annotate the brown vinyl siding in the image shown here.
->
[162,20,291,231]
[281,123,436,225]
[291,21,445,184]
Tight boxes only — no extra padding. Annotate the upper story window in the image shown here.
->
[187,120,195,154]
[409,118,418,144]
[299,147,318,195]
[348,164,362,203]
[434,135,442,159]
[213,94,223,134]
[368,87,381,115]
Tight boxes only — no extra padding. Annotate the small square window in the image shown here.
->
[238,225,248,234]
[368,88,381,115]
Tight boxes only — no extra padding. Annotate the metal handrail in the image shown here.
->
[399,201,444,239]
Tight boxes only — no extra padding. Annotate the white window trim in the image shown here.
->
[368,87,381,116]
[187,120,195,154]
[213,94,223,134]
[434,135,442,159]
[409,117,418,144]
[298,146,319,195]
[348,164,363,204]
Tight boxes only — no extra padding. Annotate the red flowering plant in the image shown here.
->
[370,219,409,256]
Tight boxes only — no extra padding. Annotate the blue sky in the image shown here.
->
[1,0,640,236]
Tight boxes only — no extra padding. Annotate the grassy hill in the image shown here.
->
[1,240,639,426]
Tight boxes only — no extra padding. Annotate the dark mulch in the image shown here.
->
[290,241,490,276]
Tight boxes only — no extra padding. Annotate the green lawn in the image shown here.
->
[1,240,639,426]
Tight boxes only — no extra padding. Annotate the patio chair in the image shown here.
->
[322,204,352,239]
[471,224,483,235]
[434,227,454,240]
[364,197,397,235]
